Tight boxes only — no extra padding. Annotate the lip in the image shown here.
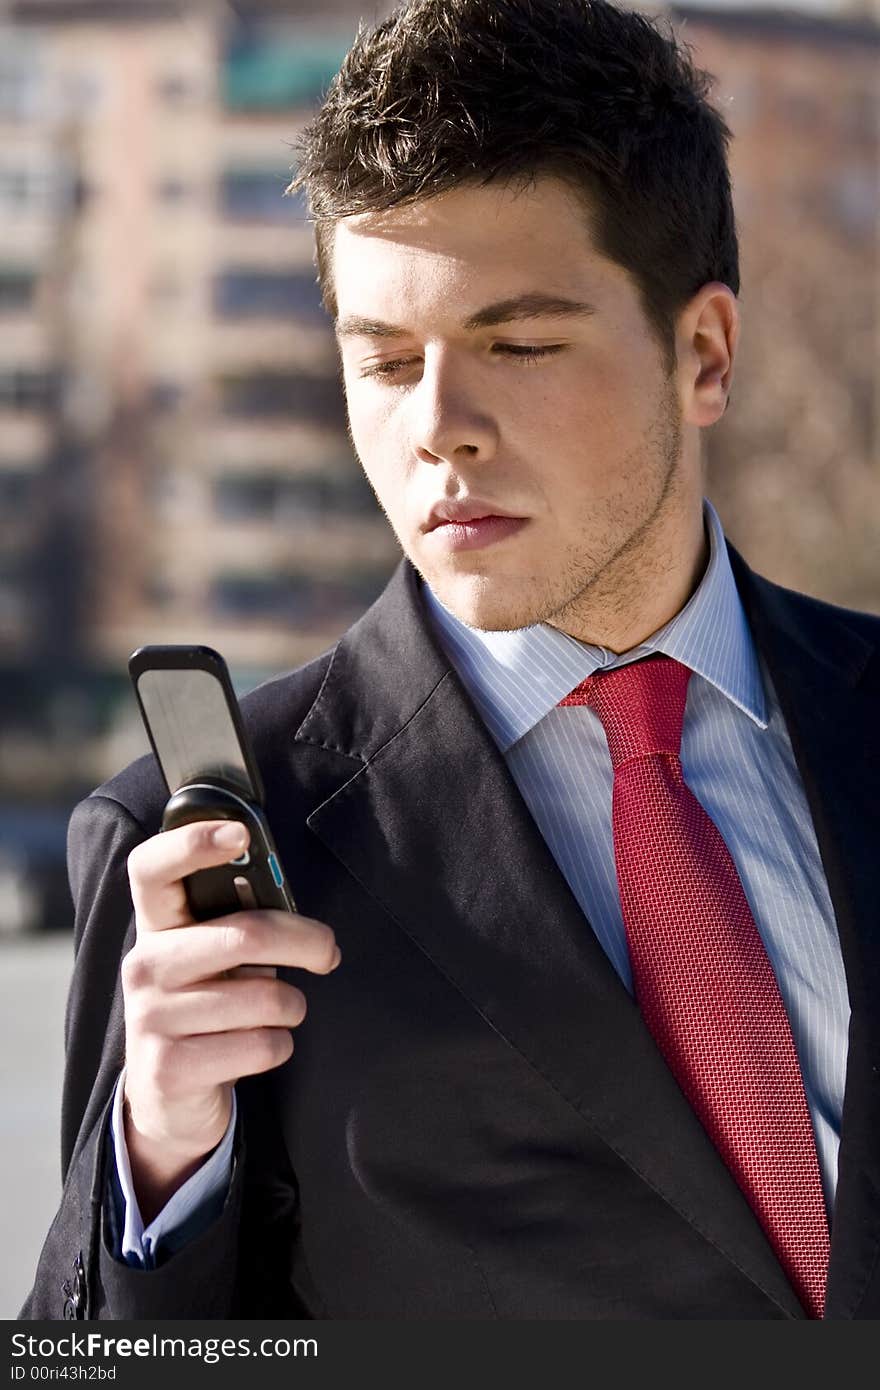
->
[424,513,528,553]
[423,499,526,531]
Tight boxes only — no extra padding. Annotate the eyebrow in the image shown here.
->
[334,292,597,341]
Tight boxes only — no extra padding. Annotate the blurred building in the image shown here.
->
[0,0,877,878]
[1,0,399,698]
[668,5,879,611]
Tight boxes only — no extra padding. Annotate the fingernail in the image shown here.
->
[331,946,342,969]
[213,822,248,850]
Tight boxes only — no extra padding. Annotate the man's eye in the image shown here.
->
[358,344,565,381]
[494,344,565,363]
[358,357,416,380]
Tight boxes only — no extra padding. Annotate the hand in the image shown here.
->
[121,819,340,1222]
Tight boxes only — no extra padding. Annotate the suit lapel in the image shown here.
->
[295,559,807,1318]
[729,546,880,1319]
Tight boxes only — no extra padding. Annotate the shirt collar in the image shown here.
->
[422,498,768,752]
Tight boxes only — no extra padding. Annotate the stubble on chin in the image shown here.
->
[420,478,687,640]
[429,573,565,632]
[418,546,607,633]
[410,476,685,637]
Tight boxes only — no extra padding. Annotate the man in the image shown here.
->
[22,0,879,1320]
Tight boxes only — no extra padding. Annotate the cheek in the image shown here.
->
[543,357,648,464]
[345,380,399,460]
[345,395,411,519]
[526,354,619,442]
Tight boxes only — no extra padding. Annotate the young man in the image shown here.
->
[23,0,879,1320]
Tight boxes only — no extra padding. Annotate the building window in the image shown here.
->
[214,474,279,521]
[216,373,344,426]
[0,269,37,313]
[212,571,309,620]
[222,36,349,112]
[0,370,56,411]
[213,470,376,522]
[218,169,306,224]
[0,470,37,515]
[213,269,324,320]
[210,569,388,625]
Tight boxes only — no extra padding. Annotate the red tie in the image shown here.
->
[560,655,829,1318]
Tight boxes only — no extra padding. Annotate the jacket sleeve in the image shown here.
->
[18,793,254,1320]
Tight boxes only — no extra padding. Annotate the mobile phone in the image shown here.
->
[128,644,296,921]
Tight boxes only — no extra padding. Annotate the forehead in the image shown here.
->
[330,175,610,315]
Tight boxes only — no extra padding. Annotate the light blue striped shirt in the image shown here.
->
[112,497,849,1261]
[109,1066,237,1265]
[422,497,849,1212]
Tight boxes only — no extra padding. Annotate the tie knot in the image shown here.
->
[559,655,692,768]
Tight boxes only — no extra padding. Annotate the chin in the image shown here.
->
[428,572,547,632]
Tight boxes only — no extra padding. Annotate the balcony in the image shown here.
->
[0,268,38,314]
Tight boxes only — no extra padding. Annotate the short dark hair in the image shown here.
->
[287,0,739,374]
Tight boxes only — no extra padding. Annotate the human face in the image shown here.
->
[333,175,699,641]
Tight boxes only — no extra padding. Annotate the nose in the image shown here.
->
[407,348,499,466]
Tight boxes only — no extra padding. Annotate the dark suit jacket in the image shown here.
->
[20,544,880,1320]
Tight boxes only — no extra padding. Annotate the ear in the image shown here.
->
[675,282,739,428]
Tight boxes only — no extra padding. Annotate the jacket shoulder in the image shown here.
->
[728,541,880,660]
[765,577,880,639]
[771,582,880,652]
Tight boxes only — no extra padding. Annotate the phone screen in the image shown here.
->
[136,667,252,796]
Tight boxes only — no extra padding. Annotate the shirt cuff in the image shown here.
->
[108,1067,237,1268]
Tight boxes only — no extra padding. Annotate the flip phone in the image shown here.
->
[128,644,296,921]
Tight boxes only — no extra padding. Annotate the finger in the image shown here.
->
[127,820,251,932]
[125,911,341,990]
[129,976,308,1039]
[228,964,277,981]
[137,1027,296,1099]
